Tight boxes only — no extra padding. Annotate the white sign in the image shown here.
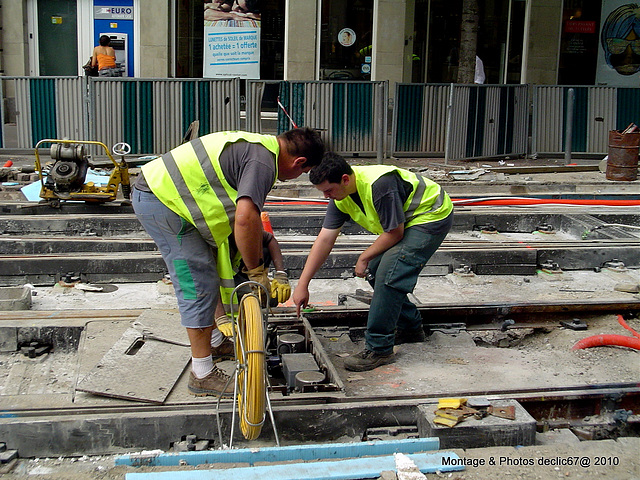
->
[94,6,134,20]
[338,28,356,47]
[595,1,640,86]
[203,27,260,79]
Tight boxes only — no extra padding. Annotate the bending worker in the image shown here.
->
[293,153,453,372]
[133,129,324,397]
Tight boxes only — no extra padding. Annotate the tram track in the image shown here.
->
[0,202,639,456]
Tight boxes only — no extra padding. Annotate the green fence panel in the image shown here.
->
[394,84,424,152]
[616,88,640,130]
[30,79,57,145]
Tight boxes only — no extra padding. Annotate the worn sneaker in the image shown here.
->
[211,337,235,360]
[343,349,395,372]
[188,367,234,397]
[394,326,427,345]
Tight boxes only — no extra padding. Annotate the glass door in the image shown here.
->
[319,0,374,80]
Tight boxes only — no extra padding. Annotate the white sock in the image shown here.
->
[210,328,224,347]
[191,355,213,379]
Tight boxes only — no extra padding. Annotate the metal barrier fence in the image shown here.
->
[89,77,240,155]
[532,85,640,155]
[0,76,240,155]
[3,77,638,159]
[4,77,87,149]
[246,80,388,159]
[392,83,529,161]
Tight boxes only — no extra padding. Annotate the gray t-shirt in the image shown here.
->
[136,140,276,211]
[219,141,276,211]
[322,171,452,234]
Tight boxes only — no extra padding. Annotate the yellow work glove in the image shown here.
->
[270,270,291,304]
[215,314,233,337]
[243,263,271,307]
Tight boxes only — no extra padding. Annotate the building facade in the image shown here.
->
[1,0,638,88]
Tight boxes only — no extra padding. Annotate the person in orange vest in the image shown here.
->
[91,35,121,77]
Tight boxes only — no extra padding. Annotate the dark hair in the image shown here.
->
[309,152,353,185]
[99,35,111,47]
[278,127,324,168]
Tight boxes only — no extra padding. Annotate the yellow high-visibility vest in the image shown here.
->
[334,165,452,234]
[141,131,279,305]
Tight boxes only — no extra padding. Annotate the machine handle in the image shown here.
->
[112,142,131,156]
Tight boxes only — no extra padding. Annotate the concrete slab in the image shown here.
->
[0,286,31,311]
[417,399,536,449]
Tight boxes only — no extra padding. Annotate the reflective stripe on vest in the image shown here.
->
[141,131,280,304]
[334,165,453,234]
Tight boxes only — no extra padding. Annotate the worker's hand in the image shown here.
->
[355,256,369,278]
[215,314,233,337]
[243,263,271,307]
[292,285,310,318]
[270,270,291,304]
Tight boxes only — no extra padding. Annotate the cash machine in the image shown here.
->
[100,32,128,76]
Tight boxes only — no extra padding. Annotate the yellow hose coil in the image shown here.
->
[236,294,266,440]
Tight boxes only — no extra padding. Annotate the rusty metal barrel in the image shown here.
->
[606,130,640,181]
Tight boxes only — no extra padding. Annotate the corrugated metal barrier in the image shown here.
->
[246,80,387,158]
[4,77,637,160]
[2,77,87,149]
[0,77,240,155]
[392,83,529,161]
[532,86,640,155]
[89,78,240,154]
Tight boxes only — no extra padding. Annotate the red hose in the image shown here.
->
[618,315,640,339]
[572,334,640,350]
[266,198,640,207]
[453,198,640,207]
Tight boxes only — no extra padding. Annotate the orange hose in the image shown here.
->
[572,334,640,351]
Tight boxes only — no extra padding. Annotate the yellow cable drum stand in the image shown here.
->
[216,282,280,447]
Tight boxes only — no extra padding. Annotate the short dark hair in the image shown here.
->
[278,127,324,168]
[309,152,353,185]
[99,35,111,46]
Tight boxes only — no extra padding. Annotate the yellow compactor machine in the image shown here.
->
[34,139,131,207]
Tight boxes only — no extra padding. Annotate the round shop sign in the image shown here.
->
[338,28,356,47]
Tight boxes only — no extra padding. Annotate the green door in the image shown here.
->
[38,0,78,75]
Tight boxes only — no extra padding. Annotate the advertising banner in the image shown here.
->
[203,1,261,79]
[596,1,640,86]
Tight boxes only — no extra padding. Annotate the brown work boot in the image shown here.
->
[343,349,395,372]
[211,337,235,360]
[188,367,234,397]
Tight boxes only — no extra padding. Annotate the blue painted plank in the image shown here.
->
[124,451,464,480]
[117,438,440,467]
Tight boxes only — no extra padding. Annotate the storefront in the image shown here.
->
[6,1,640,88]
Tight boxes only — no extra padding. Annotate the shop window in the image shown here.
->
[558,0,601,85]
[319,0,373,80]
[175,0,284,79]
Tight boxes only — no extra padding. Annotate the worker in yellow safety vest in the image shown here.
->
[133,128,324,397]
[293,152,453,372]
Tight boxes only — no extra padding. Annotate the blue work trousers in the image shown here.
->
[132,187,220,328]
[365,226,450,353]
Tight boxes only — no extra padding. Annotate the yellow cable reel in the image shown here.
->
[235,294,266,440]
